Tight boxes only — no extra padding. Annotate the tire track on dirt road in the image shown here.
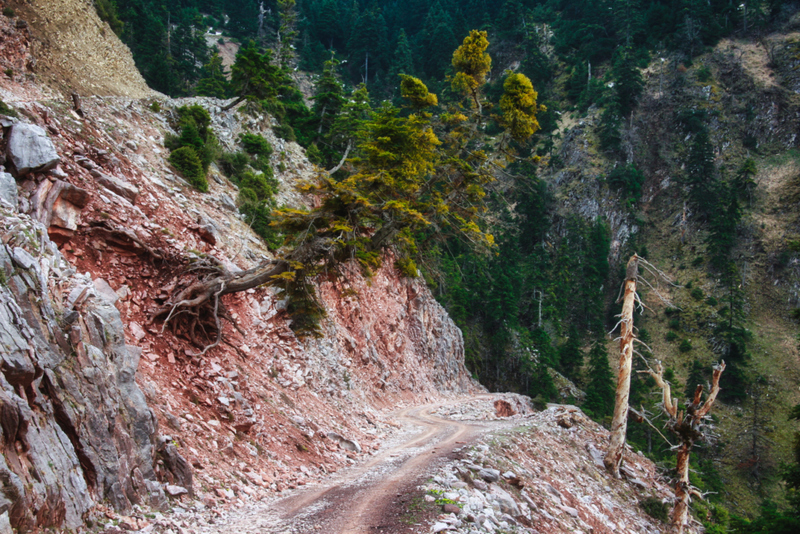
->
[200,397,505,534]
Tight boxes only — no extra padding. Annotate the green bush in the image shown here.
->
[669,317,680,330]
[241,133,273,157]
[3,7,16,17]
[274,123,296,142]
[679,339,693,352]
[641,497,669,522]
[0,100,18,117]
[690,288,704,300]
[169,147,208,192]
[606,164,645,204]
[150,101,161,113]
[665,331,678,342]
[696,65,712,82]
[219,152,249,179]
[306,143,324,165]
[239,171,277,201]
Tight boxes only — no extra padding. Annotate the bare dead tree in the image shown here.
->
[605,254,677,477]
[605,254,640,477]
[643,360,726,534]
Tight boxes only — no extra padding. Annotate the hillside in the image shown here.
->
[2,0,800,533]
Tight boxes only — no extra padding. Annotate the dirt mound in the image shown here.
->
[8,0,152,98]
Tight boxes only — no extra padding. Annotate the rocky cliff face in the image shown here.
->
[0,205,166,530]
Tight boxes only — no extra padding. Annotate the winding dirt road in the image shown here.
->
[201,399,502,534]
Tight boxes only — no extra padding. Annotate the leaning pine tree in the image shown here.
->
[154,32,542,351]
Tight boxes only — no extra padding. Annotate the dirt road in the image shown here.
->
[200,400,501,534]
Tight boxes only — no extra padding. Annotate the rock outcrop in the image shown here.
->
[0,205,169,531]
[4,121,60,176]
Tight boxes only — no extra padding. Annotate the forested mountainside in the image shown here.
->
[3,0,800,532]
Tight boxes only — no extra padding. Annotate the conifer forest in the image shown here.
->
[95,0,800,531]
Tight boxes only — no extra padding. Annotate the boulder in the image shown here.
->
[5,122,61,176]
[157,438,194,497]
[477,468,500,483]
[0,171,16,209]
[90,170,139,204]
[326,432,362,453]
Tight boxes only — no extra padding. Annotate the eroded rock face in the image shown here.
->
[0,207,168,532]
[4,122,61,176]
[0,171,15,209]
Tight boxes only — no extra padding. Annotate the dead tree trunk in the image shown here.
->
[605,254,639,477]
[645,360,726,534]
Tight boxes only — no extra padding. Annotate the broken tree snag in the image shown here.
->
[604,254,639,478]
[645,360,726,534]
[71,91,84,117]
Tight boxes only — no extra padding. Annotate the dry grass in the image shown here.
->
[716,38,779,88]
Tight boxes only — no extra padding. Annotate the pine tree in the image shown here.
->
[610,46,643,117]
[558,326,584,381]
[685,127,717,218]
[276,0,298,68]
[499,72,543,143]
[312,57,347,139]
[196,53,231,99]
[389,29,415,81]
[419,2,458,79]
[684,359,707,400]
[583,340,616,419]
[451,29,491,114]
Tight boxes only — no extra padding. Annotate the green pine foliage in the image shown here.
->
[169,147,207,192]
[94,0,124,35]
[582,340,616,420]
[164,104,218,192]
[196,53,232,99]
[730,405,800,532]
[558,326,584,381]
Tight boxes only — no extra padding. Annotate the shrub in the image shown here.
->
[150,101,161,113]
[679,339,692,352]
[395,257,418,278]
[3,7,16,17]
[607,164,645,204]
[306,143,324,165]
[239,171,277,201]
[696,65,712,82]
[665,331,678,342]
[274,123,296,142]
[640,497,669,522]
[668,317,681,330]
[0,100,18,117]
[219,151,249,179]
[241,133,272,157]
[169,147,208,192]
[690,288,704,300]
